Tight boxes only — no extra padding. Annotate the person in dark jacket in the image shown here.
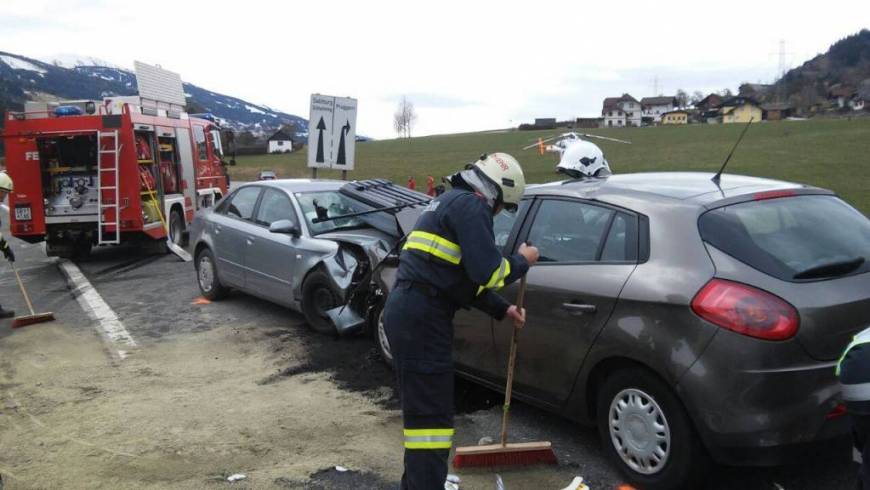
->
[0,172,16,318]
[384,153,539,490]
[838,327,870,489]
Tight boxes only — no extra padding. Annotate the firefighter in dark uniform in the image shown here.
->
[838,327,870,489]
[383,153,540,489]
[0,172,16,318]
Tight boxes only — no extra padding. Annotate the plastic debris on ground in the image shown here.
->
[445,482,459,490]
[495,474,505,490]
[226,473,246,482]
[560,476,590,490]
[334,466,348,472]
[446,474,461,484]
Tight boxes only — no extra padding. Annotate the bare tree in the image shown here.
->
[675,89,689,108]
[690,91,705,106]
[393,96,417,139]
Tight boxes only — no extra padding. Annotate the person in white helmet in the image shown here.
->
[383,153,539,489]
[0,171,16,318]
[555,140,612,179]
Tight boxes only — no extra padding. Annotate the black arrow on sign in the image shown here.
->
[315,116,326,163]
[336,119,351,166]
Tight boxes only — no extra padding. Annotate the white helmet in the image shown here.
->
[472,152,526,211]
[556,140,611,179]
[0,171,13,192]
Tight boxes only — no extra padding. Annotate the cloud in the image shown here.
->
[383,93,481,109]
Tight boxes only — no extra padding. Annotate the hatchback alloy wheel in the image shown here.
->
[609,387,671,475]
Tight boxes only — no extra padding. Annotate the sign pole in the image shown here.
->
[312,168,318,179]
[341,170,347,181]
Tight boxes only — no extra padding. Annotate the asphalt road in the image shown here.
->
[0,224,860,489]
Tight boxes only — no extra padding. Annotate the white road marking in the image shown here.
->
[57,259,136,360]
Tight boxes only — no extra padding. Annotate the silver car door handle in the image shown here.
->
[562,303,597,314]
[246,237,255,245]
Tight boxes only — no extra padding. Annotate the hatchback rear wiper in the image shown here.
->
[793,257,866,280]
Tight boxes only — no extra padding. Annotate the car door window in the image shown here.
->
[255,188,295,226]
[225,186,261,220]
[528,199,613,263]
[600,212,638,262]
[492,200,529,251]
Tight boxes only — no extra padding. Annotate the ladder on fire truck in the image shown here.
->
[97,130,121,245]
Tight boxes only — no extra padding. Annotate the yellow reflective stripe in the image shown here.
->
[403,231,462,265]
[404,428,455,437]
[476,258,511,295]
[403,428,454,449]
[405,440,453,449]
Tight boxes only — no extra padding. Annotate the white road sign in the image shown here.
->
[307,94,358,170]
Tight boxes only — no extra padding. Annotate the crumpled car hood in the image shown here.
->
[317,228,395,259]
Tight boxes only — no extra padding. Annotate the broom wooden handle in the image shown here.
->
[500,274,527,446]
[11,263,37,316]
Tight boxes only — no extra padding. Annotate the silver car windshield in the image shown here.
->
[295,191,374,235]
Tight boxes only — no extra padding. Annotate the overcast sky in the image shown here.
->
[1,1,866,139]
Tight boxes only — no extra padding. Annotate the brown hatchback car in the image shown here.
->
[374,172,870,489]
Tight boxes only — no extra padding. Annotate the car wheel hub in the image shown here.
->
[609,388,670,475]
[198,256,214,292]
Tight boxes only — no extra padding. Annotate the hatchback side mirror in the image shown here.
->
[269,219,300,236]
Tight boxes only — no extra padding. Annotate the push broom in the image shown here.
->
[9,261,54,328]
[452,274,557,468]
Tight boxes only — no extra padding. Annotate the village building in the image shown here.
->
[694,93,725,123]
[661,110,689,125]
[267,128,294,154]
[718,96,762,124]
[761,103,794,121]
[641,96,677,124]
[602,94,642,128]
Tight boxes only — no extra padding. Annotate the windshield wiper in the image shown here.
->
[793,257,866,280]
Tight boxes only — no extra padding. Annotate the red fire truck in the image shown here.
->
[2,96,230,258]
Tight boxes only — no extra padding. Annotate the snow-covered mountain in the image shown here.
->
[0,51,307,135]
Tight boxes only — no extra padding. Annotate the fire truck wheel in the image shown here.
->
[196,248,227,300]
[169,209,187,247]
[301,269,340,335]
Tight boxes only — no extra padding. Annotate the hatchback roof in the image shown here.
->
[528,172,821,207]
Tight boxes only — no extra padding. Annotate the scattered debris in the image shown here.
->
[478,436,494,446]
[226,473,246,482]
[192,297,211,305]
[446,474,461,484]
[445,481,459,490]
[560,476,590,490]
[334,465,348,472]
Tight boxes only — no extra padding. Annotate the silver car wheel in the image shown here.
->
[198,255,215,293]
[376,308,392,363]
[609,387,671,475]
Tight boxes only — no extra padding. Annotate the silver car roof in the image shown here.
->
[527,172,825,209]
[239,179,345,193]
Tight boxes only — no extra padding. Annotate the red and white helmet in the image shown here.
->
[472,152,526,210]
[556,140,611,179]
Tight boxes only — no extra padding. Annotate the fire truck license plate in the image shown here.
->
[15,207,31,221]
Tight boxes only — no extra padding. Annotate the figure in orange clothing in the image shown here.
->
[426,176,435,197]
[407,176,416,191]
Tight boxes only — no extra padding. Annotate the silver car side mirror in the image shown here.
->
[269,219,300,236]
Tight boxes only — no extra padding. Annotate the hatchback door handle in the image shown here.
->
[562,303,597,314]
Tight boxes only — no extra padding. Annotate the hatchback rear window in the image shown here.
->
[699,195,870,281]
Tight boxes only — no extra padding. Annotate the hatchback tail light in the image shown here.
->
[691,279,799,340]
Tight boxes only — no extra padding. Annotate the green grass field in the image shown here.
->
[232,118,870,213]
